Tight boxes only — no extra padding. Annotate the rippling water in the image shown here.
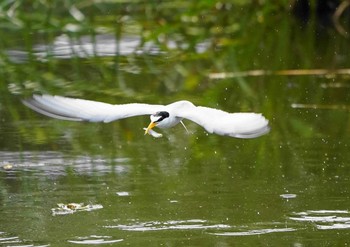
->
[1,132,350,246]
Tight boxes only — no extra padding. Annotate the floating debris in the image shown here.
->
[280,194,297,199]
[52,203,103,216]
[2,163,13,170]
[116,191,130,196]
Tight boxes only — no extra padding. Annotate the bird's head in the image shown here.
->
[144,111,170,135]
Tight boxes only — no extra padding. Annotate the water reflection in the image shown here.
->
[68,235,123,245]
[211,227,296,236]
[106,219,230,231]
[1,132,350,245]
[289,210,350,230]
[6,34,210,63]
[0,151,130,177]
[0,233,20,245]
[0,231,49,247]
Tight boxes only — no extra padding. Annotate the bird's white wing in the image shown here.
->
[173,101,270,138]
[22,95,163,123]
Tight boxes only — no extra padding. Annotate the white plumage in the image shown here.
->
[22,95,270,138]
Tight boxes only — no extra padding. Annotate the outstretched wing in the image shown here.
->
[22,95,163,123]
[174,102,270,138]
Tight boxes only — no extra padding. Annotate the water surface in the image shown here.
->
[1,1,350,246]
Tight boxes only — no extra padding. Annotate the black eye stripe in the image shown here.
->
[155,111,169,122]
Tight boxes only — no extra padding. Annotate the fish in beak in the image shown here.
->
[144,121,157,135]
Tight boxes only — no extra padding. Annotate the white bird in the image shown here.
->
[22,95,270,138]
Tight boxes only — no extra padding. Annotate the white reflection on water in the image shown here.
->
[0,231,49,247]
[289,210,350,230]
[316,223,350,230]
[280,193,297,199]
[0,234,20,245]
[210,227,296,236]
[6,34,210,63]
[107,219,299,237]
[105,219,230,231]
[0,151,130,176]
[68,235,123,245]
[116,191,130,197]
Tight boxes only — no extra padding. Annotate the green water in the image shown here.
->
[1,1,350,246]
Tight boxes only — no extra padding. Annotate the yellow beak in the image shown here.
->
[144,121,157,135]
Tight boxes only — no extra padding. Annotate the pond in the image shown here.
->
[1,1,350,246]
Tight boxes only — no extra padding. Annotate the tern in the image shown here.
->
[22,95,270,138]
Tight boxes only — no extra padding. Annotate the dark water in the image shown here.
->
[1,104,350,246]
[1,1,350,246]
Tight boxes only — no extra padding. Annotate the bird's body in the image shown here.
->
[23,95,270,138]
